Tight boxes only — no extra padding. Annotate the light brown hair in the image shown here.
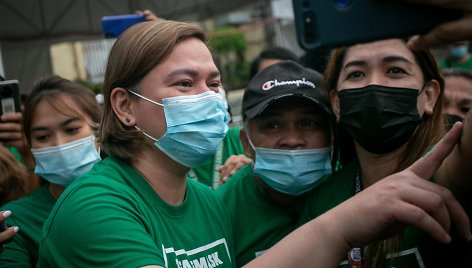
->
[99,20,206,160]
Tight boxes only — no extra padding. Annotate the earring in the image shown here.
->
[125,118,130,124]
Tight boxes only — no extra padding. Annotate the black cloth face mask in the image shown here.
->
[445,113,464,130]
[337,84,423,154]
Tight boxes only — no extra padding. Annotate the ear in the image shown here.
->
[110,87,136,127]
[239,128,255,159]
[422,80,440,116]
[329,90,340,121]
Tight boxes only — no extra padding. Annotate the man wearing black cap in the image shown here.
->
[216,60,335,266]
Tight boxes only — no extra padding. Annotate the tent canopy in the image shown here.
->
[0,0,265,42]
[0,0,267,91]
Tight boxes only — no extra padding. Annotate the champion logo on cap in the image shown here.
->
[261,78,316,91]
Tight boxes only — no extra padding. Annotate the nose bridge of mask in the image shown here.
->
[245,126,332,160]
[162,91,227,128]
[31,135,96,155]
[343,84,422,111]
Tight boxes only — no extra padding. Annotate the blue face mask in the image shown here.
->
[31,135,101,188]
[130,91,229,168]
[449,45,469,59]
[247,136,332,196]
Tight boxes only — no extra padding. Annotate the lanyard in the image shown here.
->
[187,142,223,189]
[211,143,224,189]
[348,170,364,268]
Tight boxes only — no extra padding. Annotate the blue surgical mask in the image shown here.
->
[130,90,229,168]
[31,135,101,187]
[449,45,469,59]
[247,136,332,196]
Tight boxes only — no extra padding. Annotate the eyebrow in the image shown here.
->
[343,55,413,69]
[166,68,220,80]
[30,118,81,132]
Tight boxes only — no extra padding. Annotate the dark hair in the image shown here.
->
[249,47,300,79]
[23,75,100,145]
[324,40,445,170]
[324,39,445,267]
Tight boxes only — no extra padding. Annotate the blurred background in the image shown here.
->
[0,0,307,125]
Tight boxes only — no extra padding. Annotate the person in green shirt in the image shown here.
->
[37,19,472,268]
[300,38,472,267]
[0,75,101,267]
[439,41,472,70]
[217,60,335,266]
[37,19,236,268]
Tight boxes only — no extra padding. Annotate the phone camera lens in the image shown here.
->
[1,85,13,97]
[335,0,352,9]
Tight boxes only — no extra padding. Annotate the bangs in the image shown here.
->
[45,94,88,122]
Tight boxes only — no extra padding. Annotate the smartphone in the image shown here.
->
[102,14,146,38]
[293,0,463,50]
[0,80,21,116]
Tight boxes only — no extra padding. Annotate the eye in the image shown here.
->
[65,127,81,135]
[346,71,364,80]
[301,118,326,130]
[208,81,221,90]
[386,67,408,76]
[261,121,281,131]
[460,107,470,114]
[174,80,193,87]
[33,134,50,143]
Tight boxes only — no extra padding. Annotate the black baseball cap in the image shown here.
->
[242,60,333,119]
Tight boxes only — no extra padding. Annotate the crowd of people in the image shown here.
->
[0,0,471,267]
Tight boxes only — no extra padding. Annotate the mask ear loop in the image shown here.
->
[243,125,257,151]
[418,80,430,95]
[135,126,159,142]
[417,80,435,117]
[127,90,163,143]
[128,90,164,107]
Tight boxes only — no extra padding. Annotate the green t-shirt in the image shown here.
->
[216,165,302,266]
[298,161,472,267]
[0,185,56,267]
[188,128,245,188]
[7,146,23,163]
[37,156,235,268]
[439,56,472,70]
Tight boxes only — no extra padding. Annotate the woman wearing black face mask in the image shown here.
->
[298,38,472,267]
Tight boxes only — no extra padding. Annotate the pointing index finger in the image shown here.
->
[409,122,463,179]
